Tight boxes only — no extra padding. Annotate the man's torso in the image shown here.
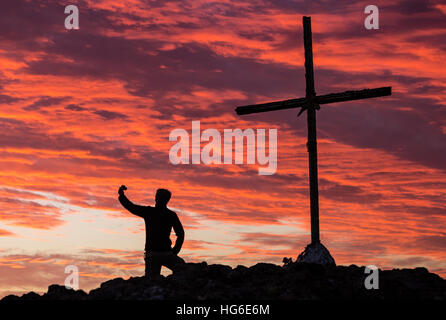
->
[143,206,177,252]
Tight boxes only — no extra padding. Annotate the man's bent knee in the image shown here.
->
[165,253,185,272]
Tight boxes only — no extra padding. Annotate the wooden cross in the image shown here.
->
[235,16,391,245]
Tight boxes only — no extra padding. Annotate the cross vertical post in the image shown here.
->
[303,16,320,244]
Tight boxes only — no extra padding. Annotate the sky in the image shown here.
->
[0,0,446,298]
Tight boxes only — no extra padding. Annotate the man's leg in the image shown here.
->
[163,252,185,273]
[145,252,162,278]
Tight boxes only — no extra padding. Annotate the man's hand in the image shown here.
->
[118,185,127,196]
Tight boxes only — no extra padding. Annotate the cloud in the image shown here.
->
[23,96,70,111]
[93,109,128,120]
[319,179,383,204]
[412,234,446,250]
[0,194,65,230]
[0,229,15,237]
[0,94,22,104]
[65,104,87,111]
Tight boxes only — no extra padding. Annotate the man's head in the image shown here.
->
[155,188,171,206]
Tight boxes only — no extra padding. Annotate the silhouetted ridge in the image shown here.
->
[2,261,445,300]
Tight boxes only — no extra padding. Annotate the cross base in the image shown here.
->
[297,242,336,266]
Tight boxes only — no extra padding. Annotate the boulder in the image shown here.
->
[296,241,336,266]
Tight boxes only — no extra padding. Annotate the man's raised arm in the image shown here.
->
[118,185,146,218]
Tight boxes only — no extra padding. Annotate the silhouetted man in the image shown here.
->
[118,185,185,278]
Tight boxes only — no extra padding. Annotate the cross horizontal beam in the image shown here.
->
[235,86,392,115]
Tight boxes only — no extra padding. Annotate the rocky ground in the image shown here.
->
[2,261,446,300]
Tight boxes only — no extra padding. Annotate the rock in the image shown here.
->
[2,292,41,301]
[1,294,20,301]
[43,284,88,300]
[142,285,165,300]
[296,241,336,266]
[100,277,125,289]
[249,263,283,275]
[22,292,42,300]
[208,264,232,279]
